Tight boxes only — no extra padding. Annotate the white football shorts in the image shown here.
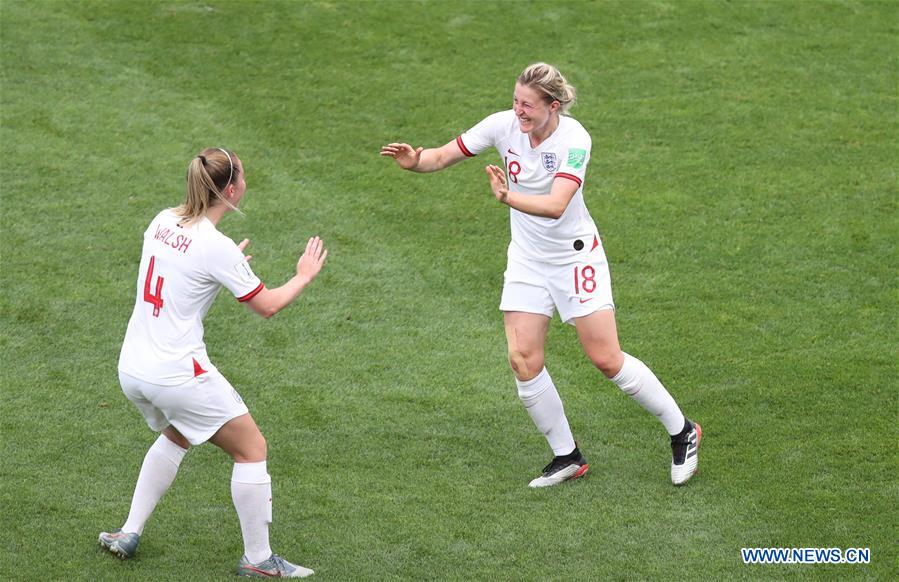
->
[500,243,615,324]
[119,369,249,445]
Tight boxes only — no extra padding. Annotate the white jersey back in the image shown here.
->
[458,110,597,264]
[118,209,263,386]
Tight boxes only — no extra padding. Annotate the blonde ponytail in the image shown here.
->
[176,147,242,223]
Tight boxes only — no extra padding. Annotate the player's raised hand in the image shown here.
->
[296,236,328,284]
[485,165,509,204]
[381,142,423,171]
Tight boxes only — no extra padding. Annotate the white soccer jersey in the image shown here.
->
[118,209,263,386]
[458,109,597,264]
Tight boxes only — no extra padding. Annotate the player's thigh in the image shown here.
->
[150,371,250,446]
[574,308,620,352]
[503,311,551,353]
[573,308,624,377]
[209,412,266,463]
[503,310,552,380]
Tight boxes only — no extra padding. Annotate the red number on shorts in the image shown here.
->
[505,156,521,184]
[573,265,596,294]
[143,255,165,317]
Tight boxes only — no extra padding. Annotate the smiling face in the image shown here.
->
[513,82,560,135]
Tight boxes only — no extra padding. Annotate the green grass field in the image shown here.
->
[1,0,896,579]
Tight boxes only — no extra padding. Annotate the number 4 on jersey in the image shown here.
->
[143,256,165,317]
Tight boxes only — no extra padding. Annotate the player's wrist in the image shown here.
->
[295,272,313,287]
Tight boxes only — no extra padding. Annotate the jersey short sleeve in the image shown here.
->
[554,127,592,188]
[204,234,263,302]
[456,110,512,157]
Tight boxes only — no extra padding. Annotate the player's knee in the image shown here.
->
[252,433,268,461]
[589,349,624,378]
[508,348,544,381]
[233,432,267,463]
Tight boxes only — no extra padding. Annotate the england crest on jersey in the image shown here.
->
[541,152,558,172]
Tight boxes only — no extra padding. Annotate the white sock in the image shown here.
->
[121,434,188,535]
[611,353,685,435]
[232,461,273,564]
[516,367,577,456]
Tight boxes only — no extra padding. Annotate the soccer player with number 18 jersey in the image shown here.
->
[382,63,701,487]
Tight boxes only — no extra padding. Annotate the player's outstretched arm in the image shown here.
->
[485,165,578,219]
[243,236,328,319]
[380,140,468,173]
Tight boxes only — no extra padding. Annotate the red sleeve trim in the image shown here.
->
[455,135,475,157]
[555,172,582,187]
[237,282,264,303]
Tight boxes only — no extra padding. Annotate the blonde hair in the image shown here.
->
[176,147,243,223]
[517,62,577,114]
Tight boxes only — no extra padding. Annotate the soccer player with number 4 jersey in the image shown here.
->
[381,63,701,488]
[99,148,326,577]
